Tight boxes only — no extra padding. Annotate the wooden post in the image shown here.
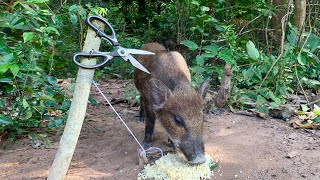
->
[215,63,232,108]
[47,19,104,180]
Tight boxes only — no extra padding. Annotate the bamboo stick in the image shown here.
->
[47,19,104,180]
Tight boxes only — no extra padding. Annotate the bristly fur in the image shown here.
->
[134,42,208,164]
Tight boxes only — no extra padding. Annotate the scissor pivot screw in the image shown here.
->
[120,49,125,54]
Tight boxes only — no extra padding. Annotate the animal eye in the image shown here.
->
[173,115,185,126]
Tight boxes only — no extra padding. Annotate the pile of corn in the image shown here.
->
[137,152,215,180]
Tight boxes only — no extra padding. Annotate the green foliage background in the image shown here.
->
[0,0,319,140]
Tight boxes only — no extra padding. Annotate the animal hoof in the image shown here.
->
[142,142,151,149]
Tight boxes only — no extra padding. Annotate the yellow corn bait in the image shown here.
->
[137,153,215,180]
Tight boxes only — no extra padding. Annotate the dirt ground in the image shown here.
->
[1,80,320,180]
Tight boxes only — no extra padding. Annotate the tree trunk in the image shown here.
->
[270,0,286,48]
[293,0,307,34]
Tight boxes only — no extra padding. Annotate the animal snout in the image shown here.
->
[180,136,206,164]
[188,154,206,164]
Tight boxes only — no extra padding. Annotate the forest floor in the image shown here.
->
[1,80,320,180]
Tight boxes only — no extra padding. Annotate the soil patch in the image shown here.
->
[1,80,319,179]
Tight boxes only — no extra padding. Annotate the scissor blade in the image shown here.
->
[125,55,150,74]
[126,49,155,55]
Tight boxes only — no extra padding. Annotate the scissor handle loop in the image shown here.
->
[86,15,119,46]
[72,52,111,69]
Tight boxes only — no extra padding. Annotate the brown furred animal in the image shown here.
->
[134,42,209,164]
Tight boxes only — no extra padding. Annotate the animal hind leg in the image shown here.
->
[139,96,146,122]
[143,103,156,148]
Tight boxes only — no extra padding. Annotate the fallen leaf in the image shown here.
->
[292,119,320,129]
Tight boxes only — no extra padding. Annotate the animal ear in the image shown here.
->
[147,79,171,108]
[197,78,210,99]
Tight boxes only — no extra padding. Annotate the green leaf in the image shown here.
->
[180,40,198,51]
[68,4,79,12]
[23,32,34,43]
[202,45,218,52]
[210,163,219,171]
[20,109,33,120]
[44,100,55,107]
[276,83,287,96]
[297,53,306,65]
[202,53,216,58]
[191,0,200,6]
[313,109,320,115]
[19,3,35,12]
[47,117,64,128]
[40,95,55,101]
[301,104,309,112]
[47,76,57,85]
[0,77,13,82]
[270,102,280,109]
[287,29,298,45]
[306,33,320,52]
[215,24,224,32]
[272,65,279,76]
[201,6,210,12]
[242,67,252,78]
[0,98,5,108]
[268,91,281,103]
[257,95,267,104]
[0,64,9,74]
[314,117,320,122]
[0,53,15,65]
[38,133,48,138]
[218,49,235,65]
[257,106,268,113]
[0,115,13,125]
[61,99,71,110]
[246,40,259,60]
[22,98,29,108]
[42,114,50,121]
[27,133,36,140]
[0,40,11,54]
[195,55,204,65]
[19,64,43,72]
[27,0,49,4]
[88,96,97,106]
[202,45,218,57]
[9,64,19,77]
[69,13,78,25]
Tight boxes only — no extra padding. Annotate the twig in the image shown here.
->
[237,28,274,37]
[211,39,226,43]
[308,98,320,106]
[294,2,313,105]
[237,62,258,67]
[238,15,262,35]
[78,0,83,50]
[265,10,270,54]
[84,121,105,132]
[294,64,309,104]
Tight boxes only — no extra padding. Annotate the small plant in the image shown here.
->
[0,1,108,140]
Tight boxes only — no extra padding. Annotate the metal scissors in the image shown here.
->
[72,15,153,73]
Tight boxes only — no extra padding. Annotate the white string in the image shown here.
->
[91,79,163,158]
[92,80,145,150]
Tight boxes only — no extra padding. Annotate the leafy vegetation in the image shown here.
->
[1,0,319,140]
[0,0,106,140]
[178,0,319,114]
